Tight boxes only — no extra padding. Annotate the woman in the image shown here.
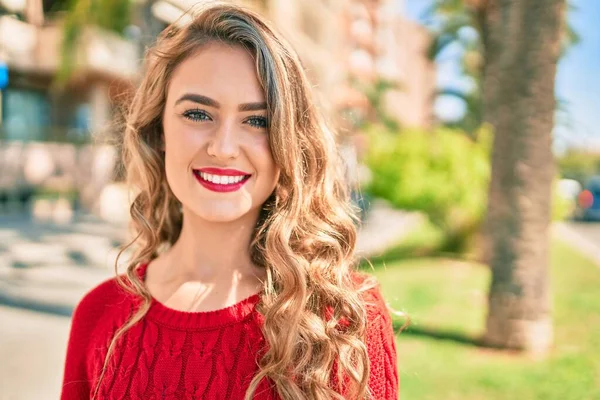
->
[61,2,398,399]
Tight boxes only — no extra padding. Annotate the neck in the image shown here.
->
[163,206,264,285]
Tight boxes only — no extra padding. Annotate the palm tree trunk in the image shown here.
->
[481,0,565,354]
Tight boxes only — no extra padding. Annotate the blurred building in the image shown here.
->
[0,0,434,219]
[0,0,144,215]
[0,0,139,142]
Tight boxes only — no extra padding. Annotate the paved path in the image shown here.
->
[0,213,128,399]
[0,213,127,316]
[355,199,424,259]
[0,305,70,400]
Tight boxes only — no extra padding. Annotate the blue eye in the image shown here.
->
[182,109,211,122]
[246,116,268,129]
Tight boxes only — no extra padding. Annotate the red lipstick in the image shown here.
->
[193,167,251,193]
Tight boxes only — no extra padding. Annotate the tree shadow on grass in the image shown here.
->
[394,320,483,347]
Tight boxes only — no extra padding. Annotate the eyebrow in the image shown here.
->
[175,93,267,112]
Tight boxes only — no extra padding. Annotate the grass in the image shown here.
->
[368,239,600,400]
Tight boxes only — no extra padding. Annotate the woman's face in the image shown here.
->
[163,41,279,223]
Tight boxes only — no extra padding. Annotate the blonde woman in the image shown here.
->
[61,3,398,399]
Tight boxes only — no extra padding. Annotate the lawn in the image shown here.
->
[369,239,600,400]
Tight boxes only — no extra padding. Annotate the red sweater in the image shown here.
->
[61,264,398,399]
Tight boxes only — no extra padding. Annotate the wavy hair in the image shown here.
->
[94,2,380,399]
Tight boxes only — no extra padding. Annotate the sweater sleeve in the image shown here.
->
[61,279,116,399]
[365,286,399,400]
[60,295,96,399]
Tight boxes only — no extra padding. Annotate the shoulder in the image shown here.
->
[70,274,138,338]
[62,275,137,398]
[351,272,400,398]
[350,270,392,320]
[74,275,131,317]
[344,270,396,341]
[334,271,399,398]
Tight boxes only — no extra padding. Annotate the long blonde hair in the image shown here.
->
[95,3,379,399]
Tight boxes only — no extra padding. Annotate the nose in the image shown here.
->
[206,120,240,160]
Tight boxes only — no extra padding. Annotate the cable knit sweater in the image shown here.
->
[61,264,398,399]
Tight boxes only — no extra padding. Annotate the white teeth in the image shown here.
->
[196,172,247,185]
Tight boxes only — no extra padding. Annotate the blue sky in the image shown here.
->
[402,0,600,152]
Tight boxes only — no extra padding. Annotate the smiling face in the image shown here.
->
[162,41,279,223]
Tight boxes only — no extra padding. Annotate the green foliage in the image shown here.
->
[371,240,600,400]
[94,0,131,35]
[364,125,492,254]
[557,150,600,184]
[364,125,569,253]
[46,0,72,13]
[33,187,79,202]
[58,0,132,84]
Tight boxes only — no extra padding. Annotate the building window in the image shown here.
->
[1,88,51,141]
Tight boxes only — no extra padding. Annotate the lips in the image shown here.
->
[193,167,252,193]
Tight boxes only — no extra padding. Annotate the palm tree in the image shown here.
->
[425,0,577,137]
[479,0,565,354]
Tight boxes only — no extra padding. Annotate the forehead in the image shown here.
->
[167,41,265,104]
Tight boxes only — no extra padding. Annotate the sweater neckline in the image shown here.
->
[136,263,262,330]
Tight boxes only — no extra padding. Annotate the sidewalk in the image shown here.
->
[0,212,127,316]
[356,199,424,259]
[553,221,600,266]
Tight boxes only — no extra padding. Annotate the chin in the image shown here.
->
[197,211,248,223]
[187,201,255,223]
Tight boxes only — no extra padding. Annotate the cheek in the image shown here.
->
[164,121,201,166]
[163,121,201,196]
[250,136,277,175]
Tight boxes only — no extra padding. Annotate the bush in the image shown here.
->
[364,125,492,254]
[364,125,572,255]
